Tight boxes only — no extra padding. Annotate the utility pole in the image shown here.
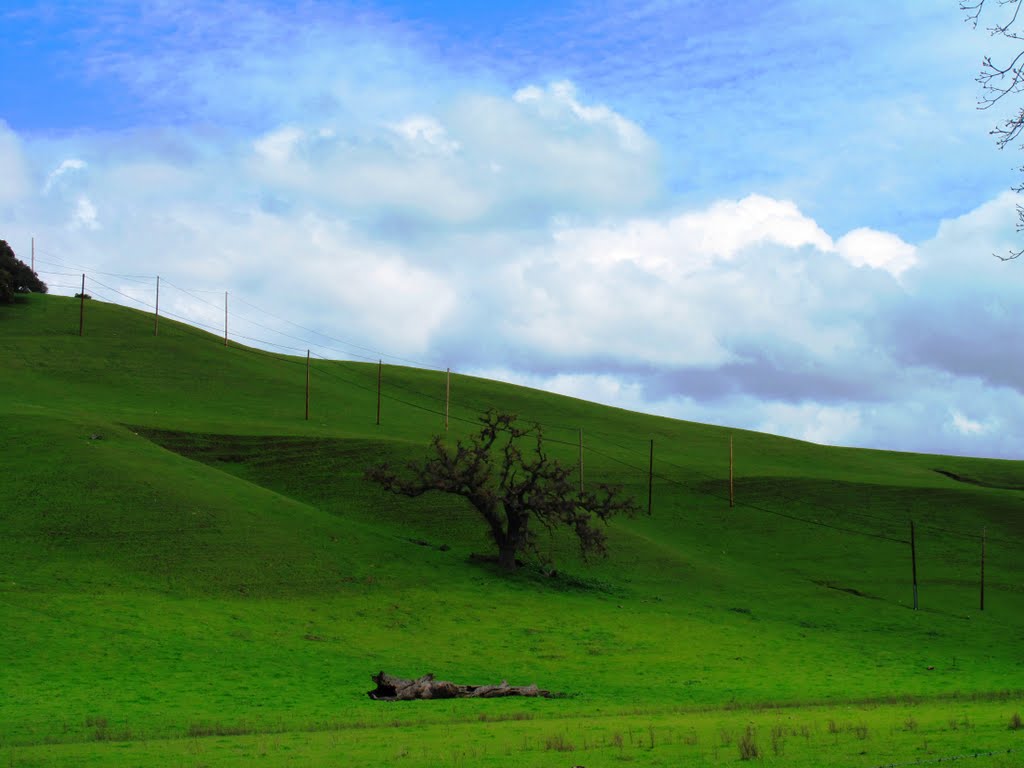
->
[154,276,160,336]
[729,435,735,508]
[578,429,584,495]
[980,526,986,612]
[224,291,228,347]
[445,367,451,432]
[647,439,654,516]
[910,520,919,610]
[305,350,311,421]
[376,360,382,426]
[78,274,86,336]
[31,237,34,273]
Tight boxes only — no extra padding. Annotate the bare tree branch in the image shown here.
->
[964,0,1024,259]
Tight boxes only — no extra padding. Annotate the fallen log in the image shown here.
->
[368,671,555,700]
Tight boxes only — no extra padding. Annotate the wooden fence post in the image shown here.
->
[578,429,584,495]
[729,435,734,508]
[648,439,654,516]
[910,520,919,610]
[980,526,986,612]
[78,274,85,337]
[376,360,382,426]
[305,350,310,421]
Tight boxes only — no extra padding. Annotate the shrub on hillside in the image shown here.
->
[738,725,760,760]
[0,239,47,303]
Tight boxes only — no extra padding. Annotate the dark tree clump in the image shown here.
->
[0,240,47,304]
[366,411,641,571]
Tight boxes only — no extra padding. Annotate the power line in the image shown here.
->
[34,250,154,281]
[35,268,82,278]
[160,279,225,311]
[88,275,155,310]
[30,252,1024,552]
[233,293,441,369]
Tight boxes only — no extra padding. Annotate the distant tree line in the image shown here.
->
[0,240,47,304]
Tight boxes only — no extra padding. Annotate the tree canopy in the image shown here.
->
[366,411,641,571]
[0,240,47,304]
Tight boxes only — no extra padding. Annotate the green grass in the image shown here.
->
[2,293,1023,766]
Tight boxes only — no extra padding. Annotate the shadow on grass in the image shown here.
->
[466,553,622,595]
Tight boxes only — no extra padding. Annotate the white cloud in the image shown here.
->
[757,402,863,445]
[253,126,305,165]
[489,194,878,369]
[296,213,456,352]
[10,9,1024,461]
[451,86,658,213]
[236,79,657,225]
[70,196,100,230]
[514,80,650,153]
[835,227,918,277]
[389,115,460,156]
[43,158,88,194]
[549,194,834,276]
[681,195,834,262]
[950,410,988,436]
[0,121,30,204]
[466,367,650,413]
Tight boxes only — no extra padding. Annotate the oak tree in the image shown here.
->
[0,240,47,303]
[366,411,640,571]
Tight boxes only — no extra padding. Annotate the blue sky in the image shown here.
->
[4,0,1024,457]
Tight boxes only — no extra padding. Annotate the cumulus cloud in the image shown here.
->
[482,194,895,376]
[950,410,988,436]
[11,1,1024,459]
[465,367,651,414]
[70,196,100,230]
[878,192,1024,395]
[388,115,460,156]
[513,80,650,153]
[17,105,1024,457]
[680,195,834,262]
[43,158,88,194]
[0,121,30,205]
[253,126,304,165]
[440,191,1024,457]
[756,402,864,446]
[233,78,660,231]
[835,227,918,276]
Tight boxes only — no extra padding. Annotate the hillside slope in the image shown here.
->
[2,293,1023,755]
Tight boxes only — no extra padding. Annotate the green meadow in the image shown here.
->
[1,293,1022,767]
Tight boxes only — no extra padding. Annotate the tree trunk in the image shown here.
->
[496,509,526,570]
[498,543,518,570]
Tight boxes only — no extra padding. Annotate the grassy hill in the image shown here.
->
[2,293,1023,767]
